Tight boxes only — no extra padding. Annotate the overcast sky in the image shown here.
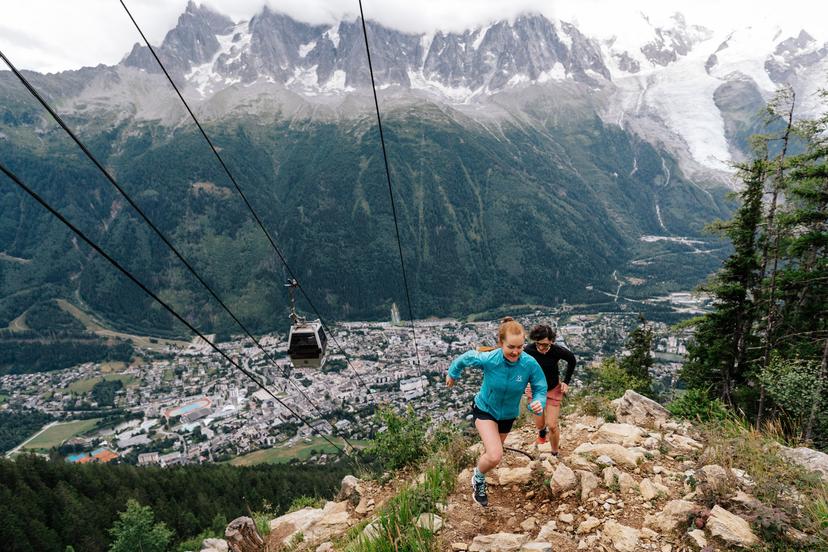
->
[1,0,826,74]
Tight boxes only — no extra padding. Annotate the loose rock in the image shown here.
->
[707,505,759,547]
[337,475,363,503]
[576,516,602,534]
[200,538,228,552]
[572,443,644,468]
[779,446,828,483]
[520,542,552,551]
[611,390,670,427]
[644,499,698,533]
[578,470,600,501]
[520,517,538,532]
[687,529,707,549]
[493,466,533,486]
[602,520,640,552]
[593,423,647,446]
[468,532,530,552]
[535,521,557,541]
[550,463,578,495]
[415,513,443,533]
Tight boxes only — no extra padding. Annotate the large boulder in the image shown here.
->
[611,390,669,427]
[779,446,828,483]
[592,423,647,446]
[707,505,759,548]
[572,443,644,468]
[269,508,325,546]
[602,520,640,552]
[269,501,352,546]
[644,499,698,533]
[468,532,530,551]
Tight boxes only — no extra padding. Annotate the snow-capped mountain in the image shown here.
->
[111,2,828,177]
[5,1,827,180]
[122,3,611,99]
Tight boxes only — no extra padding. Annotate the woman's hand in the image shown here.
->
[446,376,455,388]
[560,382,569,395]
[529,400,543,415]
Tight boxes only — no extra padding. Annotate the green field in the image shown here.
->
[66,374,137,394]
[229,437,368,466]
[21,418,102,451]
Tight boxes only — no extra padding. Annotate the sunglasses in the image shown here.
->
[535,341,554,350]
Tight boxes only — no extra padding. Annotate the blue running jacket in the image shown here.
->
[448,348,547,420]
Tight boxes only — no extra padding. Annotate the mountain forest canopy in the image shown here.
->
[0,92,731,338]
[0,453,351,552]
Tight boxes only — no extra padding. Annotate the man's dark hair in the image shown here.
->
[529,324,556,342]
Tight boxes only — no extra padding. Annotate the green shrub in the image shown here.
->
[758,354,827,444]
[366,405,428,471]
[287,495,325,513]
[250,499,274,537]
[589,357,651,400]
[252,511,271,538]
[347,455,458,552]
[667,388,730,422]
[577,394,617,422]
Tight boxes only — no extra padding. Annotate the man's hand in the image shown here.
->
[446,376,455,387]
[560,382,569,395]
[524,383,532,401]
[529,400,543,415]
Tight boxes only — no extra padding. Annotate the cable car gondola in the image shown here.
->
[285,279,327,369]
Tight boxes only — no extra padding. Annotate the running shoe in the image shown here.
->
[471,473,488,507]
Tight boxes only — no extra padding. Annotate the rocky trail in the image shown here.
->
[202,391,828,552]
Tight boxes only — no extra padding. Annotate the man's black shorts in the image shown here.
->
[471,401,515,434]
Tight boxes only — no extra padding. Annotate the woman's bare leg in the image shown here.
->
[546,403,562,453]
[475,419,504,473]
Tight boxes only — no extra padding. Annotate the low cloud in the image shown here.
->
[2,0,826,73]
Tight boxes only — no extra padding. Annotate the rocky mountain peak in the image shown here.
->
[123,0,234,76]
[774,29,817,55]
[121,6,612,101]
[640,12,713,66]
[765,29,828,85]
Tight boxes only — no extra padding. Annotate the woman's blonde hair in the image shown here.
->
[498,316,525,344]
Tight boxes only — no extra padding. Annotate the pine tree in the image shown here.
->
[620,313,654,384]
[681,157,766,403]
[771,91,828,445]
[108,499,173,552]
[755,86,797,423]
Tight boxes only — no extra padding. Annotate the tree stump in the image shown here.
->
[225,517,265,552]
